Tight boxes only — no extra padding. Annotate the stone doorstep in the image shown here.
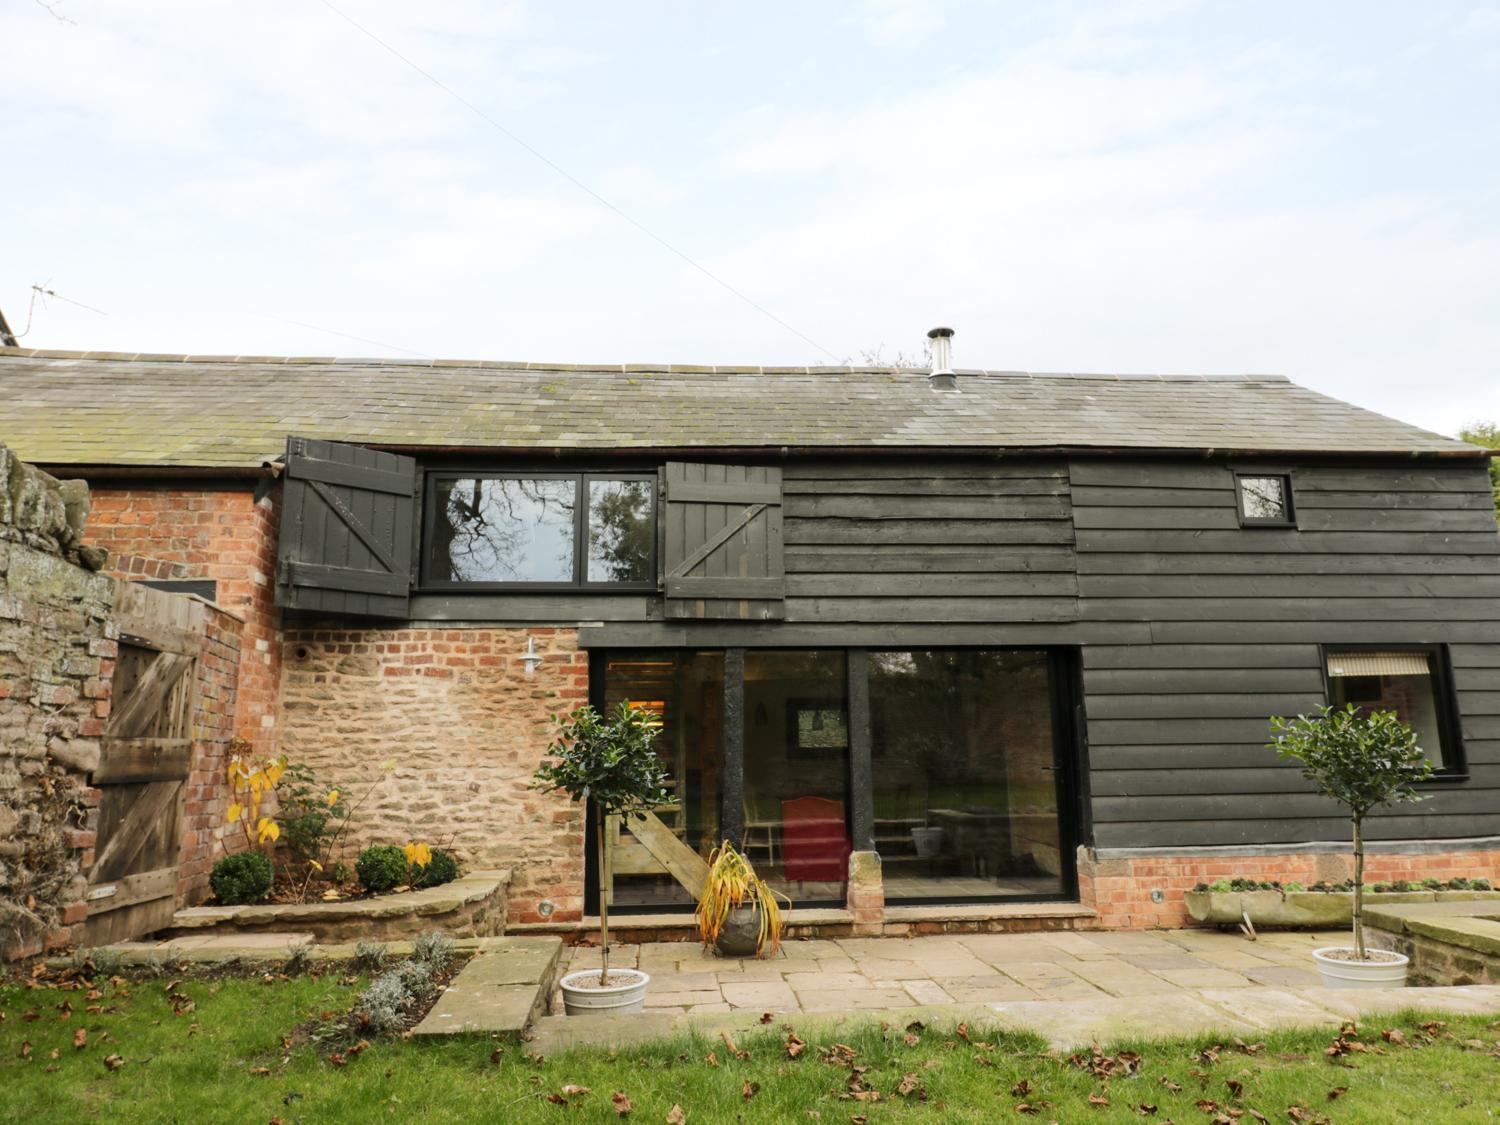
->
[510,901,1099,942]
[169,870,511,931]
[524,985,1500,1056]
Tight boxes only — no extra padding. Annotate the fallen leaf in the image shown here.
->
[1012,1079,1033,1097]
[1247,1111,1269,1124]
[1226,1079,1244,1098]
[665,1104,685,1124]
[19,1041,31,1059]
[490,1047,504,1065]
[102,1054,123,1070]
[721,1031,748,1060]
[73,1028,87,1049]
[850,1117,868,1125]
[760,1012,773,1024]
[1196,1100,1221,1113]
[1381,1029,1405,1045]
[1134,1105,1158,1117]
[560,1085,590,1097]
[611,1091,633,1116]
[705,1051,719,1068]
[1015,1105,1040,1116]
[1327,1087,1347,1101]
[1160,1078,1183,1093]
[1088,1092,1111,1108]
[742,1081,760,1101]
[250,1067,271,1076]
[902,1032,919,1047]
[896,1073,925,1098]
[785,1033,806,1059]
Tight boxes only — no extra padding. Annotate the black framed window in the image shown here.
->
[423,472,655,588]
[1236,473,1295,526]
[1324,646,1466,777]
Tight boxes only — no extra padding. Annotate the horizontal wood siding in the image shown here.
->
[781,461,1078,625]
[1071,458,1500,849]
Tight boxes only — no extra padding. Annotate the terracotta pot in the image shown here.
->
[715,905,762,958]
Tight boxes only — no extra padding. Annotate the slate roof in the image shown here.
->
[0,348,1478,469]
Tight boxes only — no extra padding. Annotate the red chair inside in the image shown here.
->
[780,795,851,883]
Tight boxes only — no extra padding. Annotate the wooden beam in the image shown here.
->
[721,648,745,852]
[94,737,192,784]
[621,810,709,900]
[85,865,177,917]
[847,649,874,852]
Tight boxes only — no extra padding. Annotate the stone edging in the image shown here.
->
[168,870,510,940]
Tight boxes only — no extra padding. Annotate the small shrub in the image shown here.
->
[412,848,460,889]
[355,958,438,1034]
[211,851,274,905]
[353,941,388,972]
[1392,879,1415,892]
[1372,882,1393,893]
[1448,877,1472,891]
[1284,881,1304,892]
[1472,877,1492,891]
[1207,879,1231,893]
[1421,876,1443,890]
[412,931,454,973]
[357,845,410,894]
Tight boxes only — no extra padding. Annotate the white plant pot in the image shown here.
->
[1311,947,1409,989]
[559,968,651,1015]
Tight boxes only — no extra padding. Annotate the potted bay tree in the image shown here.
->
[1269,703,1433,988]
[533,701,673,1015]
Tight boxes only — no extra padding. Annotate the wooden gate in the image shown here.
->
[83,583,206,945]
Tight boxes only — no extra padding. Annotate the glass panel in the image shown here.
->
[744,651,849,904]
[869,650,1065,900]
[603,651,724,910]
[587,478,654,583]
[1328,651,1446,769]
[431,477,576,583]
[1239,476,1288,521]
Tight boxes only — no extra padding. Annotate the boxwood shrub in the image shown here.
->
[210,851,273,905]
[357,844,411,894]
[412,848,460,889]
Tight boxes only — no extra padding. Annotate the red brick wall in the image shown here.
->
[278,625,589,926]
[1079,847,1500,929]
[177,604,244,905]
[87,487,281,757]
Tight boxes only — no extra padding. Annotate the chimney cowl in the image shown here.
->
[926,326,957,391]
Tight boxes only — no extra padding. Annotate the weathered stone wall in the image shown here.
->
[278,625,588,927]
[87,486,282,757]
[0,444,115,958]
[1079,846,1500,929]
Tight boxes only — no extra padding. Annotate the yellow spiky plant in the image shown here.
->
[695,841,789,959]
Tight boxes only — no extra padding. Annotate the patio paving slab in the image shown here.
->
[410,937,564,1038]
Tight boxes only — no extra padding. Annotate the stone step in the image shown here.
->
[412,936,564,1038]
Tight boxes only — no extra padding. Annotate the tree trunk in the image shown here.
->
[1352,815,1366,960]
[596,804,611,986]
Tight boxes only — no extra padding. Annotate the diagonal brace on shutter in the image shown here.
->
[667,503,767,579]
[307,479,399,574]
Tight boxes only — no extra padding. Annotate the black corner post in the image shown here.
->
[847,648,875,853]
[721,647,746,851]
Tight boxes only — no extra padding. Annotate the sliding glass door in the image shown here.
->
[594,646,1074,912]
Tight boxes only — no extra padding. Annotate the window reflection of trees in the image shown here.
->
[442,478,575,582]
[588,480,652,583]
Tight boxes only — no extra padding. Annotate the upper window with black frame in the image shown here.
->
[1325,648,1463,775]
[425,473,655,587]
[1236,473,1295,526]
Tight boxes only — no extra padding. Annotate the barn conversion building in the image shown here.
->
[4,344,1497,934]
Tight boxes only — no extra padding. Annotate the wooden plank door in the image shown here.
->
[83,584,205,946]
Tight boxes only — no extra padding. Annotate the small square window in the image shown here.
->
[1236,474,1294,526]
[1325,647,1465,776]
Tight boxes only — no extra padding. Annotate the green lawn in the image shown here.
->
[2,969,1498,1123]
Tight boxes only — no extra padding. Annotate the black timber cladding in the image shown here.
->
[1070,459,1500,849]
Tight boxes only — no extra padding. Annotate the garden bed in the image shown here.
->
[166,869,510,943]
[1186,886,1500,927]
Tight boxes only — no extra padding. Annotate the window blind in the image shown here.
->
[1326,651,1431,678]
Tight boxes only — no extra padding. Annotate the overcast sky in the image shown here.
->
[3,0,1497,438]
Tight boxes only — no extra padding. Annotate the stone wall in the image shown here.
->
[1,444,114,958]
[87,486,282,757]
[1079,845,1500,929]
[278,625,588,927]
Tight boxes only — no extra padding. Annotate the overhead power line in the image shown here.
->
[317,0,839,362]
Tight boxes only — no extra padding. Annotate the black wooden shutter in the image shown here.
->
[274,437,417,618]
[661,463,784,620]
